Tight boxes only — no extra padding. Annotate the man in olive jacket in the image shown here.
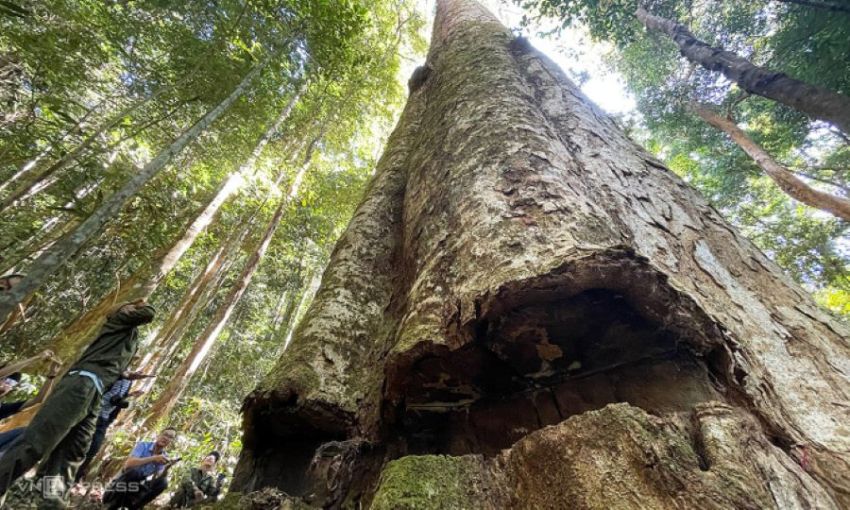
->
[167,451,223,508]
[0,299,155,508]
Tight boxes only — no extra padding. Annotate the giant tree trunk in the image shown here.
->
[0,58,269,324]
[635,7,850,134]
[231,1,850,508]
[693,104,850,221]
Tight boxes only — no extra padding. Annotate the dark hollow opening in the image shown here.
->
[234,404,348,497]
[236,438,327,495]
[394,289,724,456]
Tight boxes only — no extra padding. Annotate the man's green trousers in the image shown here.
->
[0,374,99,508]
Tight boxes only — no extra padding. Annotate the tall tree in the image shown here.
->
[142,160,310,429]
[634,6,850,134]
[42,82,306,361]
[517,0,850,315]
[0,58,269,324]
[231,1,850,508]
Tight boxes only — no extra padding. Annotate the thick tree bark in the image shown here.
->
[0,58,269,324]
[693,104,850,221]
[635,7,850,134]
[232,1,850,508]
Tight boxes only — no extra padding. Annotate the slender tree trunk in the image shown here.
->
[0,211,81,277]
[118,252,232,428]
[0,95,109,197]
[635,7,850,134]
[141,139,318,429]
[269,290,291,334]
[130,132,309,407]
[0,96,155,214]
[775,0,850,13]
[280,270,320,350]
[693,104,850,220]
[0,58,269,324]
[43,81,304,361]
[142,193,292,429]
[232,1,850,508]
[0,175,103,277]
[135,246,228,373]
[47,181,234,362]
[138,78,305,298]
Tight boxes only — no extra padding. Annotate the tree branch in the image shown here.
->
[692,103,850,221]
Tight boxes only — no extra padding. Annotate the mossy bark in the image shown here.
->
[232,1,850,508]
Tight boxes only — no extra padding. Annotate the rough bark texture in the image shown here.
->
[232,1,850,508]
[635,7,850,134]
[693,104,850,221]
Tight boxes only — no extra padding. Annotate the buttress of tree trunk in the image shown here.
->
[232,0,850,507]
[0,57,269,324]
[693,104,850,221]
[635,7,850,135]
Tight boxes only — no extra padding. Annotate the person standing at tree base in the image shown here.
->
[0,299,155,509]
[74,371,149,483]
